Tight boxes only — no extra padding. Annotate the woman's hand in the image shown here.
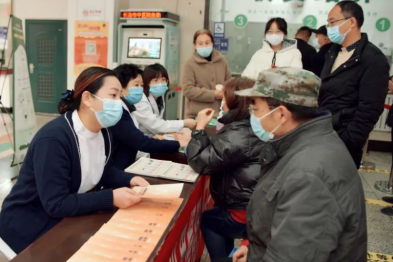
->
[130,176,150,187]
[214,90,224,100]
[233,245,249,262]
[153,134,165,140]
[175,130,191,147]
[113,188,141,208]
[196,109,215,130]
[184,119,197,129]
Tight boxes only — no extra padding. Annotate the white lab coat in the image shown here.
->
[242,39,303,80]
[133,93,184,135]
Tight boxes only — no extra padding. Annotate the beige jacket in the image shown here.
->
[182,49,231,118]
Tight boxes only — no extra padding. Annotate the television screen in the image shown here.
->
[127,38,162,59]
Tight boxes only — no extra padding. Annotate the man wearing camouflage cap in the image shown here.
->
[231,67,367,262]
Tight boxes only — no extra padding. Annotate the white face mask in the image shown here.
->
[266,34,284,46]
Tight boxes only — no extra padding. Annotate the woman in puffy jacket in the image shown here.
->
[186,77,266,260]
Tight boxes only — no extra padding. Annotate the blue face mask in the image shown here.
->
[327,19,351,45]
[196,46,213,58]
[150,83,168,97]
[124,87,143,104]
[250,108,281,142]
[90,94,123,128]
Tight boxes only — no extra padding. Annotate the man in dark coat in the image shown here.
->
[310,25,333,77]
[318,0,389,168]
[231,67,367,262]
[295,26,317,71]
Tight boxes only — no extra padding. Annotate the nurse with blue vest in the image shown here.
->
[0,67,149,257]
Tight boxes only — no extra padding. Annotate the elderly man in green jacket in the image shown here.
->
[231,67,367,262]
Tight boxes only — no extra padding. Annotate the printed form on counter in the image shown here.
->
[67,198,184,262]
[126,157,199,183]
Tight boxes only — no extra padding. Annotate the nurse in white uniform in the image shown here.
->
[133,64,196,135]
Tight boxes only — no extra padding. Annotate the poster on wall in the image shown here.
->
[74,21,108,76]
[77,0,105,21]
[11,16,37,166]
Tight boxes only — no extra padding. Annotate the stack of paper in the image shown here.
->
[126,158,199,183]
[67,198,184,262]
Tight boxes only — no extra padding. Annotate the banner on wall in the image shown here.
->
[11,16,37,166]
[211,0,392,57]
[74,21,108,76]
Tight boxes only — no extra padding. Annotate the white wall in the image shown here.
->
[13,0,68,22]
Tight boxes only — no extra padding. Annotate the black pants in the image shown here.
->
[347,145,363,169]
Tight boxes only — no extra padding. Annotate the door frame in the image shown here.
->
[25,19,67,114]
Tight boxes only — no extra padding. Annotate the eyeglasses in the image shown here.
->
[326,17,351,28]
[248,105,255,115]
[247,105,275,115]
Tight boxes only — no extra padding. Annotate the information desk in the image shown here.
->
[11,174,212,262]
[11,127,217,262]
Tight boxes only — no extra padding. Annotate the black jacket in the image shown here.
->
[296,38,317,71]
[186,111,266,209]
[247,114,366,262]
[110,107,180,170]
[312,43,333,77]
[319,33,389,151]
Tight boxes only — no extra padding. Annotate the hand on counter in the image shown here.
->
[130,176,150,187]
[174,130,191,147]
[196,108,215,130]
[113,188,141,209]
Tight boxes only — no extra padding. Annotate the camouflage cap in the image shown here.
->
[235,67,321,107]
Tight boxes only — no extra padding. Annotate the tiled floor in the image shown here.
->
[0,113,392,262]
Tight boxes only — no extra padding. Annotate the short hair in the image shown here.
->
[142,63,169,96]
[265,97,319,121]
[336,0,364,28]
[193,29,214,44]
[223,77,255,122]
[265,18,288,35]
[296,26,312,38]
[113,63,143,89]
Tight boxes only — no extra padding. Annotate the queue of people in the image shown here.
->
[0,0,390,261]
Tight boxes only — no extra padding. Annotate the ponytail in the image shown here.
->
[58,90,75,114]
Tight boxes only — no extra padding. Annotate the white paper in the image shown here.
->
[133,184,184,199]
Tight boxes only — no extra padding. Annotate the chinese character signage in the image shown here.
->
[77,0,105,21]
[214,38,229,51]
[74,21,108,76]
